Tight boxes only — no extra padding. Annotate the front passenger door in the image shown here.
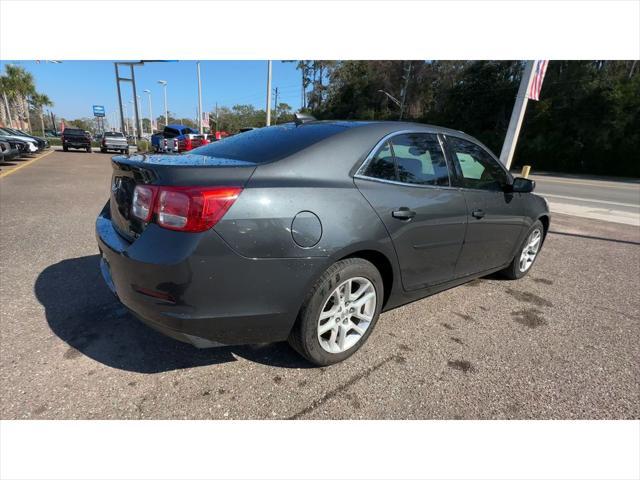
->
[444,136,528,276]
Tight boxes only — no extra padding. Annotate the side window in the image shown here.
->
[363,141,396,181]
[390,133,449,186]
[448,137,507,191]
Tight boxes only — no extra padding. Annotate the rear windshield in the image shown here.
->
[190,123,349,163]
[103,132,124,137]
[64,128,85,135]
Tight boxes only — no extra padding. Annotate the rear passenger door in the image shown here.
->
[444,135,528,276]
[355,132,467,291]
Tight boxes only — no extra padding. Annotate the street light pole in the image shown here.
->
[197,61,203,134]
[136,95,143,136]
[158,80,168,128]
[265,60,272,126]
[144,89,153,133]
[123,103,129,136]
[129,100,137,137]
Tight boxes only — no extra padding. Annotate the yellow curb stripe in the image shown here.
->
[0,149,56,179]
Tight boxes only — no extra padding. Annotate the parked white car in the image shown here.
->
[0,128,38,152]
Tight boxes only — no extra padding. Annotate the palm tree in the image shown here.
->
[0,64,37,129]
[30,92,54,136]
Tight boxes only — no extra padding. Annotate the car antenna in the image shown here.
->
[293,112,316,126]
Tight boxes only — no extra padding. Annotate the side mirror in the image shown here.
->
[511,177,535,193]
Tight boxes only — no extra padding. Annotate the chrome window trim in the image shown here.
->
[355,130,452,188]
[442,133,514,190]
[353,174,461,191]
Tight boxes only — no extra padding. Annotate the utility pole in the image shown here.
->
[123,103,129,136]
[197,61,203,134]
[143,89,153,133]
[265,60,272,126]
[158,80,168,128]
[129,100,137,137]
[273,87,279,124]
[40,109,45,136]
[50,110,56,135]
[136,94,143,136]
[499,60,536,170]
[215,102,219,133]
[399,61,412,121]
[301,62,306,110]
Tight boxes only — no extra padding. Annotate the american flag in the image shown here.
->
[527,60,549,101]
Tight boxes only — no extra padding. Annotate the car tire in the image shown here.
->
[124,148,130,155]
[288,258,384,366]
[500,220,544,280]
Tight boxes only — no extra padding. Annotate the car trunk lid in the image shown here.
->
[109,153,256,242]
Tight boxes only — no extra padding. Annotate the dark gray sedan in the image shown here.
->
[96,120,549,366]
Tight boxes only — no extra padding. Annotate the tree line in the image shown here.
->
[0,64,53,134]
[296,60,639,177]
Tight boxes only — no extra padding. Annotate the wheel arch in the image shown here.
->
[338,249,395,308]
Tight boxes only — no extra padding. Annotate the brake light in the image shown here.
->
[131,185,242,232]
[184,137,192,150]
[131,185,156,222]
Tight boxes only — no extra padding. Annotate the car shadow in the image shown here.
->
[35,255,314,373]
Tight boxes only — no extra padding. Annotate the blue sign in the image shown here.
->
[93,105,105,117]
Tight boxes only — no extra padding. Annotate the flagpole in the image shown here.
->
[499,60,537,171]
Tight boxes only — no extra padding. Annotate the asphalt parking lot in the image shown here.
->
[1,150,638,419]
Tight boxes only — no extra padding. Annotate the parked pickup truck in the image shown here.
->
[100,131,129,154]
[62,128,92,152]
[151,124,209,153]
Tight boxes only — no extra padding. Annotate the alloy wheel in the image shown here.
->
[519,228,542,272]
[317,277,377,354]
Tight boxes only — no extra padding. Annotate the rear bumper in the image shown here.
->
[96,203,328,347]
[64,142,91,148]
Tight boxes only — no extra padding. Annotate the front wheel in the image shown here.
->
[288,258,383,366]
[500,220,544,280]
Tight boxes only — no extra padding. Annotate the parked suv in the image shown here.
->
[62,128,92,152]
[100,131,129,154]
[97,120,549,366]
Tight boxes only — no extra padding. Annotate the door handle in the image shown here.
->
[392,207,416,220]
[471,209,485,219]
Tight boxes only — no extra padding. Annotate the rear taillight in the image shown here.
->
[131,185,156,222]
[131,185,241,232]
[184,137,192,150]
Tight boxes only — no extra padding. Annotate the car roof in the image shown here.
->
[292,119,471,138]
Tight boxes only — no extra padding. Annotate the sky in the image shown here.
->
[0,60,303,122]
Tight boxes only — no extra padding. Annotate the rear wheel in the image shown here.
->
[288,258,383,366]
[500,220,544,280]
